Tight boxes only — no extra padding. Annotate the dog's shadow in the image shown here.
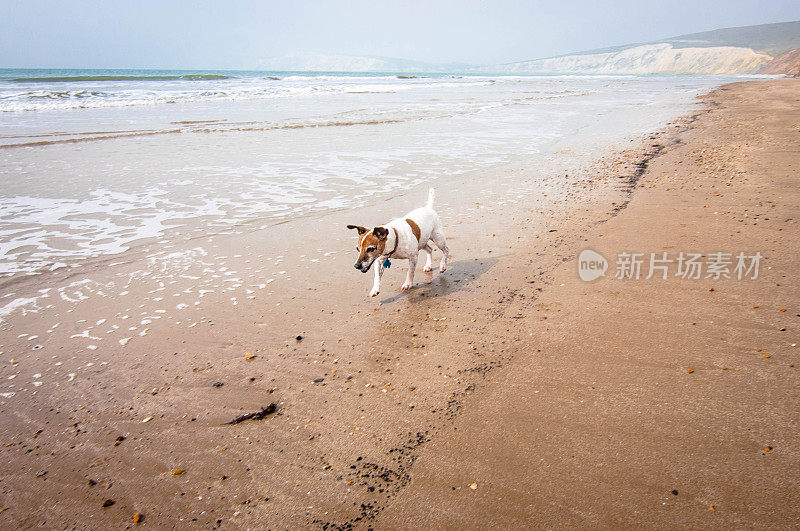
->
[379,257,498,305]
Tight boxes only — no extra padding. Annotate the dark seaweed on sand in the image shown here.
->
[225,403,277,424]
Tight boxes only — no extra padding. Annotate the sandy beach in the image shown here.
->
[378,79,800,529]
[0,77,798,529]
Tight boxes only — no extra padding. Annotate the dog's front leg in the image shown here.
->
[401,255,417,291]
[370,262,384,297]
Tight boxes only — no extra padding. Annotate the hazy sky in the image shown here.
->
[2,0,800,69]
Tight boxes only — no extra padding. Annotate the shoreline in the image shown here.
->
[0,79,797,528]
[0,74,733,281]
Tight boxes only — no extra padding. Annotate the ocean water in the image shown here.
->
[0,69,754,278]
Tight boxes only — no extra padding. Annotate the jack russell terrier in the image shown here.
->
[348,188,449,297]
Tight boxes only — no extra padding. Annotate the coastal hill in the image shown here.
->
[476,20,800,75]
[661,20,800,55]
[263,21,800,76]
[257,51,470,73]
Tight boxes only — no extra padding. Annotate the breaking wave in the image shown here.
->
[13,74,232,82]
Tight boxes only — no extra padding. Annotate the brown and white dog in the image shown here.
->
[348,188,449,297]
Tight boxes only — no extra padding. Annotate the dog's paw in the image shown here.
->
[401,282,412,291]
[369,289,380,297]
[423,265,432,272]
[439,266,447,273]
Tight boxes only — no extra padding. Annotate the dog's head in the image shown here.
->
[347,225,388,273]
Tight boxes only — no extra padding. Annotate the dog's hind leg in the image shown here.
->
[422,243,434,272]
[431,229,449,273]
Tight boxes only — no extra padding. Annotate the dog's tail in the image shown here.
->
[426,187,435,209]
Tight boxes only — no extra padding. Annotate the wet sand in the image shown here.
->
[0,79,798,528]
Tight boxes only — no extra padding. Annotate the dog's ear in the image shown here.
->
[346,225,368,235]
[373,226,389,241]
